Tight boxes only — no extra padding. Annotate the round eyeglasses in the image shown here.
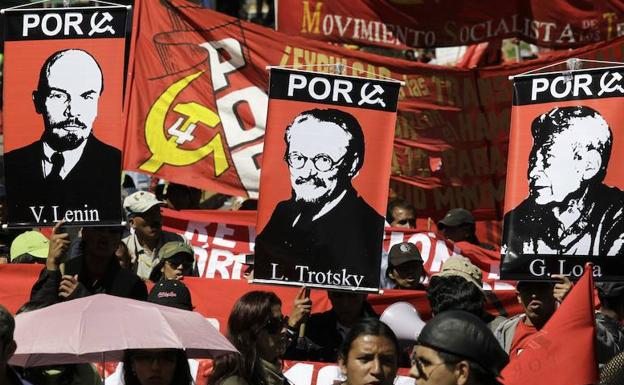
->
[285,152,345,172]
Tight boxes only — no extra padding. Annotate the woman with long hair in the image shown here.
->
[123,348,193,385]
[209,291,290,385]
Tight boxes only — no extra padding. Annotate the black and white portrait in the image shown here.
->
[502,106,624,257]
[4,49,121,225]
[255,108,384,289]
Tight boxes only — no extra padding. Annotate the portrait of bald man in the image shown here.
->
[4,49,121,225]
[502,106,624,258]
[255,108,384,289]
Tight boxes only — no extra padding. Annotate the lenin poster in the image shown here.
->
[255,67,401,292]
[501,65,624,281]
[2,6,127,227]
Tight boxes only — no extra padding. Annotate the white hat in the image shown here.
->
[123,191,163,216]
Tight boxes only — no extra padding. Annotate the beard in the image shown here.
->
[43,118,90,151]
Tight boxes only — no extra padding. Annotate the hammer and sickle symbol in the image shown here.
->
[358,82,386,107]
[598,71,624,96]
[139,71,229,176]
[89,12,115,36]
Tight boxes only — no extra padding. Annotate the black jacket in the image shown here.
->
[4,135,122,226]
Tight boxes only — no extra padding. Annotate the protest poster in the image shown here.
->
[252,67,400,292]
[501,65,624,280]
[277,0,624,49]
[2,5,127,227]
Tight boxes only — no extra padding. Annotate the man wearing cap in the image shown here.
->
[148,280,194,311]
[427,255,506,332]
[437,208,494,250]
[148,241,197,282]
[9,231,49,264]
[122,191,187,280]
[30,222,147,305]
[409,310,508,385]
[386,242,425,290]
[596,282,624,365]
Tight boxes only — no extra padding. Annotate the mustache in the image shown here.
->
[50,118,87,131]
[295,175,327,188]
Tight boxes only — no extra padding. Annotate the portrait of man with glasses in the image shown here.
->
[255,108,384,289]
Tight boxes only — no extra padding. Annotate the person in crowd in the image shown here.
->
[502,106,624,257]
[10,231,49,264]
[148,241,197,282]
[386,198,416,229]
[115,242,131,270]
[209,291,296,385]
[595,282,624,365]
[285,290,377,362]
[427,255,506,331]
[30,222,147,305]
[493,278,574,358]
[338,318,399,385]
[164,183,201,210]
[123,349,193,385]
[0,305,33,384]
[437,208,493,249]
[386,242,425,290]
[122,191,186,280]
[148,280,194,311]
[409,310,508,385]
[255,108,384,288]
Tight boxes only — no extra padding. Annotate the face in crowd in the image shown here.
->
[34,49,103,152]
[127,349,180,385]
[441,224,472,243]
[328,291,368,326]
[161,252,194,280]
[82,226,123,260]
[516,281,557,328]
[256,302,288,363]
[527,106,611,206]
[409,345,469,385]
[389,205,416,228]
[129,206,163,240]
[388,261,424,289]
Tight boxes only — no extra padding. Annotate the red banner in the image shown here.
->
[124,0,624,223]
[277,0,624,49]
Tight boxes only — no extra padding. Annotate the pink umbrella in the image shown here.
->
[10,294,237,367]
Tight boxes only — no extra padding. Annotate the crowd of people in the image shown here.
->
[0,181,620,384]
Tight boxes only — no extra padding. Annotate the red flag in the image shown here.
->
[501,264,598,385]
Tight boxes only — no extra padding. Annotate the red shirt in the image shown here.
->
[509,320,538,359]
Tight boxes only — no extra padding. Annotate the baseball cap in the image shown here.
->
[388,242,423,266]
[437,208,475,229]
[10,231,49,262]
[123,191,163,217]
[596,282,624,299]
[435,255,483,292]
[417,310,509,376]
[148,280,193,311]
[158,241,193,260]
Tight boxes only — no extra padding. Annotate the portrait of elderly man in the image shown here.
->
[255,108,384,289]
[4,49,121,224]
[502,105,624,257]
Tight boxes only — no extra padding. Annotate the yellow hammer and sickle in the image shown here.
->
[140,71,229,176]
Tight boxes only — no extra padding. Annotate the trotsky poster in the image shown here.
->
[501,65,624,281]
[254,67,401,292]
[2,5,127,227]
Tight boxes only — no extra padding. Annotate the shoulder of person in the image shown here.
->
[493,313,523,335]
[219,375,250,385]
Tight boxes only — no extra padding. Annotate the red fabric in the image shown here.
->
[501,264,598,385]
[509,320,537,360]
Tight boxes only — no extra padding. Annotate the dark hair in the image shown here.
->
[338,318,400,366]
[284,108,366,175]
[0,305,14,346]
[437,351,502,385]
[427,275,485,317]
[123,349,193,385]
[209,291,282,385]
[531,106,612,183]
[386,198,415,223]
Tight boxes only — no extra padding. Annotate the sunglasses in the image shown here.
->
[166,257,193,270]
[264,315,288,334]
